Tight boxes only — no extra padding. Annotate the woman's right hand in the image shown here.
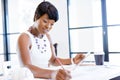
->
[51,69,72,80]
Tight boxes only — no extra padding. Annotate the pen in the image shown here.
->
[52,43,69,74]
[50,43,65,70]
[55,58,65,70]
[72,52,91,70]
[55,57,72,80]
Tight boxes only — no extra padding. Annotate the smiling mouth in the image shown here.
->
[44,30,49,33]
[42,28,49,33]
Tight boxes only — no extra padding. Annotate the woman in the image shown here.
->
[17,1,85,80]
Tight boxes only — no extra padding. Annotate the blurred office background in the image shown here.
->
[0,0,120,66]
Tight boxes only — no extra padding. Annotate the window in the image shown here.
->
[70,27,103,52]
[106,0,120,52]
[69,0,102,28]
[68,0,120,62]
[0,0,4,61]
[68,0,102,55]
[7,0,43,63]
[7,0,41,54]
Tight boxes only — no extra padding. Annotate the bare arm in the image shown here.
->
[18,33,54,79]
[46,33,72,66]
[46,33,85,66]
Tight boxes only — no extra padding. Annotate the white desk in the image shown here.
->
[71,65,120,80]
[35,65,120,80]
[1,62,120,80]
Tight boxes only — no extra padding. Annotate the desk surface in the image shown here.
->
[35,65,120,80]
[71,65,120,80]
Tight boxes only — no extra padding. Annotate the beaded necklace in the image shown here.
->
[29,26,48,54]
[34,35,47,53]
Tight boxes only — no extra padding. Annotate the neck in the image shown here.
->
[29,26,43,39]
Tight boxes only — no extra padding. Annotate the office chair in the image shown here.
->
[53,43,58,56]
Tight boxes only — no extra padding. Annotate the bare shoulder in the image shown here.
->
[18,32,29,40]
[18,32,31,45]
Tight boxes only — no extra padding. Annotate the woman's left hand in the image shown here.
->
[73,54,85,64]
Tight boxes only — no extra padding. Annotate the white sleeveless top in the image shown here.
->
[17,31,52,68]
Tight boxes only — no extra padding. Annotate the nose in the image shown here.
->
[46,23,51,29]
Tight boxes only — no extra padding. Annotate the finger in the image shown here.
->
[62,70,71,79]
[76,54,84,59]
[78,54,85,59]
[56,76,64,80]
[74,54,85,64]
[57,69,66,80]
[59,69,71,80]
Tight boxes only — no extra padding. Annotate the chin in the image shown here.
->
[43,31,48,34]
[42,32,46,35]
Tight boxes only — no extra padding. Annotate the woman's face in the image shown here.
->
[35,14,55,35]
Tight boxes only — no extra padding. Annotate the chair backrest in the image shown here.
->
[53,43,58,56]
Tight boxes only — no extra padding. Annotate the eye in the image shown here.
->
[43,19,48,23]
[51,23,54,26]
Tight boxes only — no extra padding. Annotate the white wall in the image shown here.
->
[48,0,69,58]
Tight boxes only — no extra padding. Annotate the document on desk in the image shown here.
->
[35,65,120,80]
[71,65,120,80]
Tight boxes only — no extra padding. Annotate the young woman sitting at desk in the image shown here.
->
[17,1,85,80]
